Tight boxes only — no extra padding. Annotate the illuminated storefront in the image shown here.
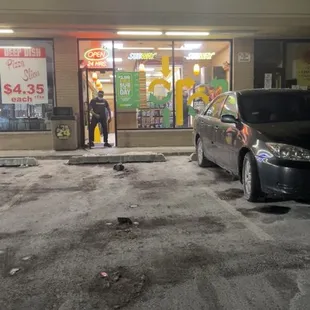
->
[78,39,232,147]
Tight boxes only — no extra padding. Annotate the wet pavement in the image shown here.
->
[0,157,310,309]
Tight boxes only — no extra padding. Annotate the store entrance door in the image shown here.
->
[78,68,116,148]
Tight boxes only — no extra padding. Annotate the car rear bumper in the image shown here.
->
[258,162,310,198]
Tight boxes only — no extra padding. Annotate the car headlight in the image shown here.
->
[266,143,310,162]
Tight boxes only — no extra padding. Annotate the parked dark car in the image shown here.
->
[193,89,310,202]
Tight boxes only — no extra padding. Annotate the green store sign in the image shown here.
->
[116,72,140,109]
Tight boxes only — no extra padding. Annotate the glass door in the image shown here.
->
[78,67,90,148]
[78,68,116,149]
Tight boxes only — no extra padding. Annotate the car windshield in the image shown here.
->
[239,92,310,123]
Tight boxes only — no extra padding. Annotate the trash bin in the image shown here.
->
[51,107,78,151]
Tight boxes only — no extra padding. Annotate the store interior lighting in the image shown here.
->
[165,31,210,36]
[118,47,154,50]
[117,31,163,36]
[144,67,155,72]
[158,44,201,51]
[107,58,123,62]
[0,29,14,34]
[99,79,111,83]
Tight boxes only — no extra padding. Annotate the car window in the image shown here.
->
[239,92,310,123]
[221,95,238,118]
[205,95,227,118]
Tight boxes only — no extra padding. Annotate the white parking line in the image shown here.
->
[203,186,274,242]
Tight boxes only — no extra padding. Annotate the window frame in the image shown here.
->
[220,93,239,119]
[204,94,227,119]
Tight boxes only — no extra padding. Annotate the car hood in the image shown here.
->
[250,121,310,149]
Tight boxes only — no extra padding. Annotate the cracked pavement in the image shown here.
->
[0,157,310,310]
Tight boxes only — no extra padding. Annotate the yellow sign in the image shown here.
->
[161,56,171,77]
[148,79,171,92]
[296,59,310,87]
[175,78,195,126]
[146,55,210,125]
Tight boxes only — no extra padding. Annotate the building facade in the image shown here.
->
[0,0,310,150]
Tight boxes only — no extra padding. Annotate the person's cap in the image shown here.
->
[98,90,104,95]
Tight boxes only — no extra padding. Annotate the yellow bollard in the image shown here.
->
[94,125,101,143]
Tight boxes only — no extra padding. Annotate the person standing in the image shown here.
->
[89,91,112,147]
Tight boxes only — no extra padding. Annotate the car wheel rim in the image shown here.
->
[198,140,203,164]
[244,160,252,194]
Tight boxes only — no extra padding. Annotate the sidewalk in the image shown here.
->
[0,147,195,160]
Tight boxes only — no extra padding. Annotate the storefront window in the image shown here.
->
[0,40,55,131]
[285,42,310,90]
[114,41,173,129]
[173,41,230,127]
[78,40,231,132]
[254,40,284,88]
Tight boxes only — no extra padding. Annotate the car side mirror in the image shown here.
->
[221,114,238,124]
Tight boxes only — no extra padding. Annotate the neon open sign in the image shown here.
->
[84,48,109,61]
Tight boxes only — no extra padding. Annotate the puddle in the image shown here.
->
[238,205,291,217]
[257,206,291,215]
[216,188,244,200]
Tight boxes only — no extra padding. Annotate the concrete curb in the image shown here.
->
[0,157,38,167]
[0,151,193,161]
[67,153,166,165]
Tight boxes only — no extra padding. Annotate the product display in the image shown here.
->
[137,101,173,128]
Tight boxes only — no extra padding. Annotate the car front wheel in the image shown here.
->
[197,137,213,167]
[242,152,262,202]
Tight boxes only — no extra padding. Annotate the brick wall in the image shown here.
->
[54,37,81,145]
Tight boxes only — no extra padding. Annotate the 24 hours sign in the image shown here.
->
[0,47,48,104]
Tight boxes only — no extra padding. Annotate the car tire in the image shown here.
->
[242,152,262,202]
[197,137,213,167]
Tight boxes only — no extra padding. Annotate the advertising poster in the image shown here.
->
[0,47,48,104]
[116,72,140,109]
[296,59,310,87]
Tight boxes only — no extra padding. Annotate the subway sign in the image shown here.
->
[128,53,157,60]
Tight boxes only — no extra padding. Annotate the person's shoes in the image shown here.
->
[89,142,95,147]
[104,142,112,148]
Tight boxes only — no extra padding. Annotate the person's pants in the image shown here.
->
[89,117,108,143]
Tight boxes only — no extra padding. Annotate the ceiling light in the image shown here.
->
[0,46,31,49]
[0,29,14,34]
[144,67,155,72]
[165,31,210,36]
[99,79,111,83]
[183,43,202,49]
[108,58,123,62]
[118,47,154,50]
[117,31,163,36]
[158,44,201,51]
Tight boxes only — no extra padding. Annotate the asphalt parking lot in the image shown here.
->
[0,156,310,310]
